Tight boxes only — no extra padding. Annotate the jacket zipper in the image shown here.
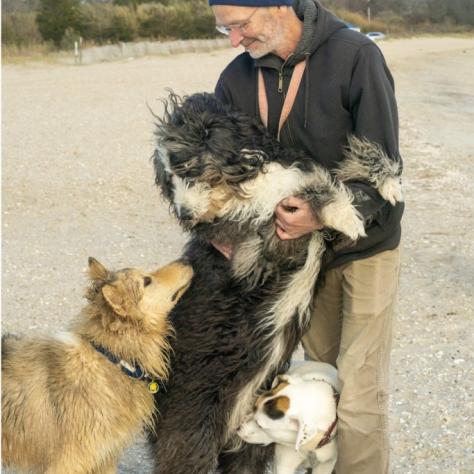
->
[278,53,293,94]
[278,70,283,93]
[278,54,297,144]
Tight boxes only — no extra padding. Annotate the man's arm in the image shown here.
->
[346,42,401,221]
[277,42,402,240]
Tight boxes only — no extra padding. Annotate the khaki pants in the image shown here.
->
[301,247,400,474]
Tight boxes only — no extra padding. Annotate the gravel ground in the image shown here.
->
[2,37,474,473]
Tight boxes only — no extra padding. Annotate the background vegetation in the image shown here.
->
[2,0,473,52]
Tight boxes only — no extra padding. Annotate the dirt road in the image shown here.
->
[3,36,474,473]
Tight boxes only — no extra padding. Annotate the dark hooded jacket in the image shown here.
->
[215,0,404,269]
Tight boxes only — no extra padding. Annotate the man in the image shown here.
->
[209,0,403,473]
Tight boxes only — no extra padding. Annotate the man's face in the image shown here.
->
[212,5,284,59]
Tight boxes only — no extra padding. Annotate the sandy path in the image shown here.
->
[2,36,474,473]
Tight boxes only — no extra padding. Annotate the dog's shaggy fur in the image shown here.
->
[151,92,403,474]
[2,258,193,474]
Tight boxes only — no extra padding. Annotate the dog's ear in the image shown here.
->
[272,373,296,388]
[262,395,289,420]
[102,285,128,317]
[88,257,108,281]
[293,414,319,451]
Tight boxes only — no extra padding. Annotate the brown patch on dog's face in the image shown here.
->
[263,396,290,420]
[199,183,237,222]
[138,260,193,319]
[254,380,289,410]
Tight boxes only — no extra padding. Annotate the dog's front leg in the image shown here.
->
[273,444,306,474]
[313,183,365,241]
[299,169,365,242]
[313,458,336,474]
[313,440,337,474]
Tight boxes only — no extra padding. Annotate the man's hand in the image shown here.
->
[274,196,324,240]
[211,241,234,260]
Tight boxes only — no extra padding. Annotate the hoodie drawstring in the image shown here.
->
[258,61,307,142]
[304,53,310,129]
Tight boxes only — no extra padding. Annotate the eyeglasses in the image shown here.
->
[215,8,258,36]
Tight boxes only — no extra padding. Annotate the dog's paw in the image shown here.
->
[378,177,404,205]
[320,202,366,241]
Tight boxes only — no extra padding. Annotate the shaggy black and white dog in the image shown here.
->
[150,92,402,474]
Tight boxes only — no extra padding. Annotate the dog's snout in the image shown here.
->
[176,206,193,221]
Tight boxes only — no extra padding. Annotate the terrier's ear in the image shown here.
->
[88,257,109,281]
[262,396,289,420]
[102,285,128,317]
[272,373,295,388]
[294,415,319,451]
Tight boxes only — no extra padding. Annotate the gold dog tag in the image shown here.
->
[148,381,159,394]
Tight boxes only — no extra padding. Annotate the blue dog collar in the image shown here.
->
[90,341,166,394]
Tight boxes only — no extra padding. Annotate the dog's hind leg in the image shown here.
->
[217,443,274,474]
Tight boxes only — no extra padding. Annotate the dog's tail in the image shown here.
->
[335,135,403,206]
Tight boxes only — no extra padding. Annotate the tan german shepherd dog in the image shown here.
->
[2,257,193,474]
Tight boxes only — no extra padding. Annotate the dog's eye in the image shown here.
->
[144,276,152,287]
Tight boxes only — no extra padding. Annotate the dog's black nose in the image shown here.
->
[177,207,193,221]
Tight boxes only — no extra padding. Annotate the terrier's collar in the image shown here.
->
[90,341,166,394]
[303,378,340,450]
[316,379,339,449]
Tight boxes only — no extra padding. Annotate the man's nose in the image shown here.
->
[229,29,244,48]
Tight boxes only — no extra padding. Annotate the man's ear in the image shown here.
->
[102,285,127,317]
[88,257,108,281]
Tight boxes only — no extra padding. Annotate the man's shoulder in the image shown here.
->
[221,52,255,79]
[317,27,385,66]
[329,27,374,47]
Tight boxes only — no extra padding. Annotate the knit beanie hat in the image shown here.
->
[209,1,293,6]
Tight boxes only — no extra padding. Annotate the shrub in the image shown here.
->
[137,1,216,40]
[2,12,43,46]
[77,4,139,43]
[36,0,80,48]
[76,4,110,42]
[108,6,138,42]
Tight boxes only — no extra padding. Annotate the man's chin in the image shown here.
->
[246,47,269,59]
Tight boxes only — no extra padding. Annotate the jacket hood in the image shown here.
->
[255,0,347,68]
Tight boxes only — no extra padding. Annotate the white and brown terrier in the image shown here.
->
[238,361,340,474]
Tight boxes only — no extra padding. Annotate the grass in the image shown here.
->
[2,43,63,65]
